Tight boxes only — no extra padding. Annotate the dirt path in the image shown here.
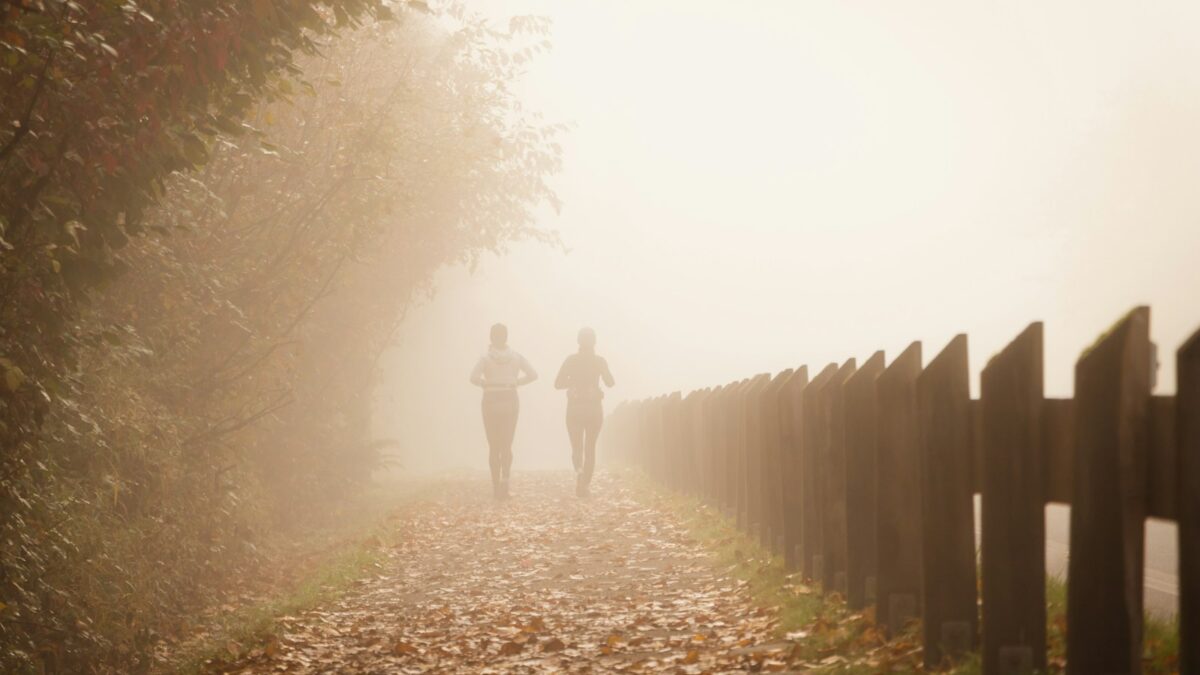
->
[216,472,793,674]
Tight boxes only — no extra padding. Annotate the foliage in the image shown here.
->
[0,1,560,671]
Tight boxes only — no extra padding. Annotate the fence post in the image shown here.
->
[638,399,652,477]
[711,383,732,512]
[1066,308,1152,675]
[723,380,748,519]
[917,334,977,667]
[821,359,857,594]
[876,342,923,636]
[659,394,675,487]
[732,379,754,529]
[700,386,720,502]
[697,389,709,497]
[779,366,809,568]
[745,376,766,538]
[1181,327,1200,675]
[802,363,839,581]
[654,396,669,483]
[760,370,795,552]
[845,351,885,610]
[684,390,699,496]
[740,374,771,536]
[981,322,1045,675]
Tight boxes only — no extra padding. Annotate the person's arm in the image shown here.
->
[517,354,538,387]
[469,357,486,388]
[554,356,573,390]
[600,357,615,388]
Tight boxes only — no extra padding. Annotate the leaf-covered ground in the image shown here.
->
[210,472,803,674]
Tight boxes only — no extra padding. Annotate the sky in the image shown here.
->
[373,0,1200,473]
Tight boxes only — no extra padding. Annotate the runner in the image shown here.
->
[469,323,537,499]
[554,327,615,497]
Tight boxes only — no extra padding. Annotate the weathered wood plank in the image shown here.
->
[711,384,732,510]
[1042,398,1074,505]
[821,358,857,594]
[845,351,884,610]
[744,372,772,530]
[1067,308,1152,675]
[760,369,795,552]
[638,398,654,479]
[801,363,839,581]
[981,322,1045,675]
[738,375,770,533]
[701,386,723,506]
[728,382,748,525]
[675,392,690,492]
[745,373,777,540]
[672,392,686,489]
[876,342,923,636]
[778,366,809,567]
[917,334,977,667]
[1180,327,1200,675]
[723,380,750,518]
[969,398,982,495]
[681,390,702,495]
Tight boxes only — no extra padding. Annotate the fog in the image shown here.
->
[373,0,1200,474]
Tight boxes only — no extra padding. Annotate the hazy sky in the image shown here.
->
[375,0,1200,472]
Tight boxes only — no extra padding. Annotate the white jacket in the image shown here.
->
[470,347,537,390]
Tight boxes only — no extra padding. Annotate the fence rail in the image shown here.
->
[602,306,1199,674]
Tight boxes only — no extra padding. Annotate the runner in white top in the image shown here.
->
[470,324,537,499]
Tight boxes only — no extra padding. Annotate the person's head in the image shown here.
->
[577,326,596,352]
[489,323,508,348]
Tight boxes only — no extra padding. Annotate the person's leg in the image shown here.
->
[581,403,603,488]
[481,397,502,495]
[497,392,519,493]
[566,405,586,474]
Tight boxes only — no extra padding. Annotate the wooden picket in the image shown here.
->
[1181,329,1200,675]
[777,366,809,566]
[801,364,838,581]
[744,374,772,541]
[821,359,857,594]
[602,307,1197,673]
[981,322,1046,674]
[760,369,795,552]
[723,380,749,519]
[917,335,977,666]
[844,351,884,610]
[876,343,922,636]
[1066,308,1151,675]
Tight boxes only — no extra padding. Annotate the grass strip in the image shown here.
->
[168,480,440,673]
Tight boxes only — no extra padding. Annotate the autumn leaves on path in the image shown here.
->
[219,473,791,673]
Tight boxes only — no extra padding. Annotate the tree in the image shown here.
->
[0,3,560,670]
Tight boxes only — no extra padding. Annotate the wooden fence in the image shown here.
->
[601,307,1199,674]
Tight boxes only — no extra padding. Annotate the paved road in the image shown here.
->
[1044,505,1178,616]
[974,498,1178,616]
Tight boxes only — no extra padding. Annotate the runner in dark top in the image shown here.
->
[554,327,615,497]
